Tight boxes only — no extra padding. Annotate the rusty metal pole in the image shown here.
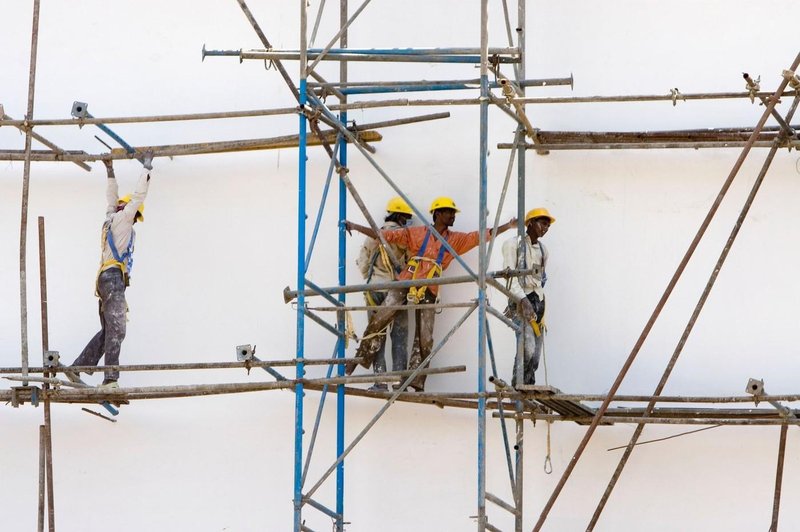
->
[532,51,800,532]
[513,1,527,531]
[38,425,45,532]
[38,217,55,532]
[19,0,42,386]
[586,88,800,532]
[769,424,789,532]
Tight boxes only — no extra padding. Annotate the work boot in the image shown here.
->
[99,380,119,390]
[408,379,425,393]
[368,383,388,392]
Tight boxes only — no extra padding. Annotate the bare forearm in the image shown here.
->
[344,220,378,239]
[495,218,518,236]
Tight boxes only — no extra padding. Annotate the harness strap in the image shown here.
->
[407,229,448,304]
[96,221,135,295]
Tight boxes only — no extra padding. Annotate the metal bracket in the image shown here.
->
[670,87,685,107]
[743,73,761,104]
[44,351,60,368]
[236,344,255,361]
[745,377,764,395]
[10,386,36,408]
[783,69,800,89]
[70,101,139,158]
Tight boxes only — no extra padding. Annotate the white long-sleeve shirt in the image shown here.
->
[99,168,150,274]
[501,233,548,300]
[356,220,407,286]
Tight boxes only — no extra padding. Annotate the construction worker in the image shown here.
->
[64,154,153,389]
[356,197,414,391]
[501,207,554,387]
[344,197,517,391]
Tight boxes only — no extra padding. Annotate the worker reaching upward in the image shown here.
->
[65,153,153,389]
[344,196,517,391]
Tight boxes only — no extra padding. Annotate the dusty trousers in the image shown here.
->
[406,291,436,390]
[366,290,409,373]
[73,268,127,381]
[353,288,434,390]
[511,296,545,386]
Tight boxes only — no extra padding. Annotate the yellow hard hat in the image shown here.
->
[119,194,145,222]
[524,207,555,224]
[386,196,413,216]
[429,196,460,213]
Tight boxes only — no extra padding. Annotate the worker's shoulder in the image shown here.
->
[500,234,519,249]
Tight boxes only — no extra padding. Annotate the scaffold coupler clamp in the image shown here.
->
[784,69,800,90]
[236,344,255,374]
[745,377,764,406]
[489,375,510,393]
[743,73,760,103]
[670,87,685,107]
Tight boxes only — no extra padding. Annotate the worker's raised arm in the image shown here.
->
[494,217,518,237]
[104,159,119,216]
[121,155,152,221]
[342,220,378,239]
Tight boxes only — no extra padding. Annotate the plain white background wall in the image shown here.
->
[2,1,800,530]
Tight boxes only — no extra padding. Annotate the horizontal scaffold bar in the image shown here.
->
[0,131,381,162]
[308,76,572,90]
[284,269,534,302]
[0,367,466,404]
[311,76,573,95]
[507,413,800,426]
[498,125,800,150]
[499,141,796,151]
[0,357,364,375]
[207,48,519,64]
[4,90,793,129]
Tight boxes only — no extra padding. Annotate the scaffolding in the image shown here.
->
[4,1,800,531]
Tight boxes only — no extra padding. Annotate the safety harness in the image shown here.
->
[96,219,135,295]
[508,238,546,336]
[364,243,396,307]
[406,228,448,304]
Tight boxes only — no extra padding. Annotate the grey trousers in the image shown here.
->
[356,288,435,389]
[407,291,436,390]
[511,312,543,386]
[368,296,410,374]
[73,268,127,381]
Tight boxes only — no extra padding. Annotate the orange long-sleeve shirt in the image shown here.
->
[382,225,483,295]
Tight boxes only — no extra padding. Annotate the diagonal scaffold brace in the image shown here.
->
[532,51,800,532]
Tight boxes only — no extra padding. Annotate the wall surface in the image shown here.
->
[2,1,799,531]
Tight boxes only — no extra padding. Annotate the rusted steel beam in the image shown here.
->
[0,358,363,375]
[519,392,800,404]
[19,0,42,387]
[533,52,800,532]
[507,413,800,426]
[770,424,789,532]
[0,131,383,162]
[586,88,800,532]
[2,112,90,171]
[37,217,55,532]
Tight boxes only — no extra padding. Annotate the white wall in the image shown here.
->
[2,1,799,530]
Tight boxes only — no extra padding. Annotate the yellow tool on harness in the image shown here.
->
[406,257,442,304]
[530,312,545,337]
[406,228,447,304]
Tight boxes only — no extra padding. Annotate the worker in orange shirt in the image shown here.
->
[344,196,516,391]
